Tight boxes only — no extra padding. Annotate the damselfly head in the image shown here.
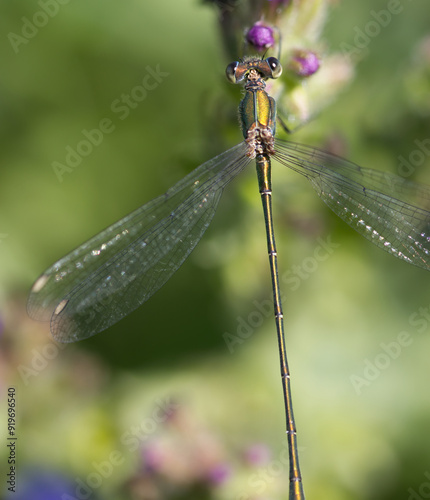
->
[226,57,282,84]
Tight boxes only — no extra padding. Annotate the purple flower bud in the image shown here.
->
[7,469,76,500]
[141,443,164,473]
[208,463,231,485]
[243,443,272,466]
[246,23,275,51]
[290,50,320,77]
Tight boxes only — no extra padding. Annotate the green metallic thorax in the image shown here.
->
[239,85,277,139]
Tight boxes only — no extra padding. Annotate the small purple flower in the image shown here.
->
[141,442,164,473]
[290,50,320,77]
[243,443,272,466]
[208,463,231,485]
[5,469,79,500]
[246,23,275,51]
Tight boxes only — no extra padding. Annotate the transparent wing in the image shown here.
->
[274,138,430,270]
[28,143,250,342]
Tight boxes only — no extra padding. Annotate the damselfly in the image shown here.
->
[28,56,430,500]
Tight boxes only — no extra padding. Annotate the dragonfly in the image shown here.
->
[28,55,430,500]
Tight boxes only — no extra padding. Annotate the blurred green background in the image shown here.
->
[1,1,430,499]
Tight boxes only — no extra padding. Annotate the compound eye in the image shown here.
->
[266,57,282,79]
[226,61,239,83]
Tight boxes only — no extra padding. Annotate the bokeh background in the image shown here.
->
[1,1,430,499]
